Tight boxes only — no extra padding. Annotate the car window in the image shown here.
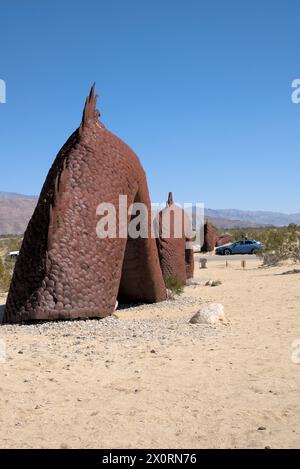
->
[245,241,253,245]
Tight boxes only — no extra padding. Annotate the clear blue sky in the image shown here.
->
[0,0,299,212]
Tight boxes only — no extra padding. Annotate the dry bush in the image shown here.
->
[0,257,12,292]
[164,275,184,296]
[0,236,22,292]
[0,235,22,254]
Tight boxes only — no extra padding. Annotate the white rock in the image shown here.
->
[186,279,202,287]
[205,279,222,287]
[205,280,213,286]
[189,303,226,325]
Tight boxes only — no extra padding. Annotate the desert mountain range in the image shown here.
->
[0,191,299,235]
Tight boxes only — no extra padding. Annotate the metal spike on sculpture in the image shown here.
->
[167,192,173,206]
[4,85,166,323]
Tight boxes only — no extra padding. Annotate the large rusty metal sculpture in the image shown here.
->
[4,85,166,322]
[215,234,233,247]
[156,192,194,286]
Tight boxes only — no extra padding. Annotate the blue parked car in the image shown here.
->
[215,239,262,256]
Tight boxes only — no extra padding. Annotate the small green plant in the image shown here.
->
[164,275,184,296]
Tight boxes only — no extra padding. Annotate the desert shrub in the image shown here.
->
[164,275,183,296]
[0,256,12,292]
[227,225,300,267]
[0,257,4,278]
[255,225,300,266]
[0,236,21,292]
[258,250,285,267]
[0,236,22,254]
[229,229,249,241]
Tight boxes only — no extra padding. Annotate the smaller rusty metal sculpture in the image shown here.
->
[201,221,217,253]
[215,234,233,247]
[156,192,194,286]
[201,222,233,252]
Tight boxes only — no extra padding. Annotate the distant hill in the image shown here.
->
[0,191,299,235]
[203,216,265,229]
[205,208,300,227]
[0,191,37,200]
[0,192,37,235]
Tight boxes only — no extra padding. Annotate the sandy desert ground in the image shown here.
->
[0,256,299,449]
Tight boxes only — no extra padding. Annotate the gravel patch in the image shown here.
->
[0,295,223,363]
[1,315,215,341]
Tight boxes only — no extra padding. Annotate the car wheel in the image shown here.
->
[224,249,231,255]
[251,249,258,255]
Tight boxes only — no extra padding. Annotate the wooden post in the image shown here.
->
[225,260,229,268]
[241,260,246,269]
